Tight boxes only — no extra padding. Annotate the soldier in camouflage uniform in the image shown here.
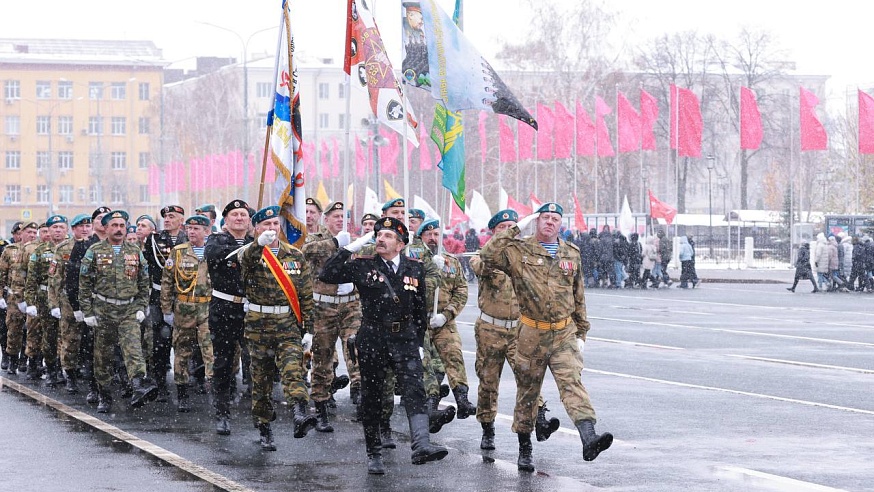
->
[0,234,7,372]
[2,222,38,374]
[241,206,317,451]
[360,213,378,236]
[480,203,613,472]
[49,214,93,393]
[16,224,46,380]
[470,210,559,451]
[79,210,158,413]
[160,215,215,413]
[302,201,361,433]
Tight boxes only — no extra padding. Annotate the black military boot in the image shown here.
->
[535,402,561,442]
[96,387,113,414]
[291,400,317,438]
[426,395,456,434]
[350,385,361,405]
[176,384,191,413]
[258,422,276,451]
[331,373,350,393]
[45,361,61,388]
[364,424,385,475]
[129,376,158,408]
[86,379,100,404]
[1,351,7,371]
[64,369,79,394]
[6,354,18,375]
[315,400,334,433]
[517,432,534,472]
[576,420,613,462]
[452,384,476,419]
[480,421,496,450]
[379,417,396,449]
[17,355,28,374]
[439,383,450,399]
[408,413,449,465]
[25,355,42,380]
[215,397,231,435]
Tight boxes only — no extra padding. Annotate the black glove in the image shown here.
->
[347,335,357,365]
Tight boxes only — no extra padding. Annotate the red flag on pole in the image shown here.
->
[859,90,874,154]
[799,87,828,151]
[536,103,554,160]
[499,116,517,163]
[670,85,703,157]
[740,86,763,150]
[595,96,615,157]
[518,118,535,160]
[554,101,575,159]
[648,190,677,225]
[617,91,641,153]
[507,194,532,216]
[576,101,595,156]
[640,89,658,151]
[573,193,588,232]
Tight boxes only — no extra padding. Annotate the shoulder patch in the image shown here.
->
[566,241,581,252]
[173,243,188,250]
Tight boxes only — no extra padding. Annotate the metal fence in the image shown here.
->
[692,237,790,269]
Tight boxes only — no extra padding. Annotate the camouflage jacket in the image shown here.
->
[0,243,23,302]
[79,240,150,317]
[25,240,61,306]
[434,254,468,321]
[301,230,358,296]
[470,253,521,321]
[479,225,591,340]
[240,241,314,331]
[11,241,41,306]
[48,238,75,310]
[160,242,212,314]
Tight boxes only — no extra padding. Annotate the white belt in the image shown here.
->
[314,293,359,304]
[247,303,289,314]
[479,313,519,329]
[212,289,247,304]
[94,293,135,306]
[152,283,162,291]
[39,285,49,291]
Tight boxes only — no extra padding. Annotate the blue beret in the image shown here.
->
[374,217,409,244]
[136,214,157,229]
[535,202,563,215]
[70,214,91,227]
[126,225,137,234]
[102,210,129,226]
[488,209,519,230]
[46,215,67,226]
[381,198,405,211]
[195,204,216,214]
[408,208,425,220]
[185,215,211,227]
[252,206,281,225]
[416,219,439,237]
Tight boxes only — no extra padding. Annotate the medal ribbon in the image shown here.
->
[262,246,302,323]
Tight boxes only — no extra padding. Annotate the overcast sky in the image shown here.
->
[3,0,872,104]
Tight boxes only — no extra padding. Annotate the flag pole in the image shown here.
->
[594,93,599,214]
[257,3,287,209]
[343,78,352,232]
[615,84,620,213]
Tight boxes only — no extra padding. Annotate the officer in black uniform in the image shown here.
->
[320,217,448,475]
[204,199,253,435]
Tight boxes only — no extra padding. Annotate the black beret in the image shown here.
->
[374,217,409,244]
[222,199,250,217]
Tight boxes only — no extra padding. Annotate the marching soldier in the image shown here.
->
[2,222,38,374]
[79,210,158,413]
[305,197,324,234]
[479,203,613,471]
[160,215,215,413]
[320,217,448,475]
[470,210,560,450]
[0,233,7,371]
[241,206,317,451]
[17,222,47,380]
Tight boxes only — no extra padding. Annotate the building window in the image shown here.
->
[89,184,99,203]
[110,82,126,100]
[139,184,149,203]
[338,113,346,130]
[58,81,73,99]
[36,151,50,171]
[59,185,74,204]
[111,117,126,135]
[89,153,100,174]
[256,82,272,98]
[36,185,50,204]
[36,81,52,99]
[138,117,150,135]
[138,82,150,101]
[57,116,73,135]
[4,80,20,100]
[338,82,347,99]
[139,152,150,169]
[5,115,20,135]
[5,151,21,169]
[319,113,329,129]
[318,82,329,100]
[111,152,127,170]
[5,185,21,204]
[258,112,268,128]
[58,151,73,171]
[88,117,103,135]
[110,184,124,204]
[89,82,103,100]
[36,116,51,135]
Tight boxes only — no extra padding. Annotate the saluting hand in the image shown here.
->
[516,212,540,231]
[335,231,351,248]
[345,231,374,253]
[257,230,277,246]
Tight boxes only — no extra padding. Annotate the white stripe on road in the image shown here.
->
[609,305,716,316]
[456,323,683,351]
[746,315,874,329]
[713,465,848,491]
[726,355,874,374]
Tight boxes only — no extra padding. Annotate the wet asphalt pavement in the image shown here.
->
[2,277,873,491]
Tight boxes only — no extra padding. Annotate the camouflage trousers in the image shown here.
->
[92,300,148,387]
[245,311,307,425]
[4,301,26,357]
[24,300,47,359]
[173,302,214,385]
[59,299,81,371]
[429,320,469,389]
[311,299,361,402]
[512,322,596,434]
[474,317,543,423]
[421,334,443,398]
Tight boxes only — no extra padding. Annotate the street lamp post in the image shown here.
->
[718,175,729,263]
[706,155,715,258]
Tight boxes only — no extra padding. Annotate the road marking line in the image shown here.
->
[587,337,684,350]
[587,292,874,316]
[0,376,253,492]
[726,354,874,374]
[746,316,874,329]
[609,305,716,316]
[713,465,848,491]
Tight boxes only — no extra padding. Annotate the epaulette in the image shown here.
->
[566,241,581,252]
[173,243,188,250]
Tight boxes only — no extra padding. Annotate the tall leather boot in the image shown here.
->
[215,395,231,435]
[426,395,456,433]
[45,360,61,388]
[576,419,613,462]
[258,422,276,451]
[129,375,158,408]
[1,351,7,371]
[451,384,476,419]
[380,417,396,449]
[364,424,385,475]
[64,369,79,394]
[517,433,534,472]
[535,402,561,442]
[176,384,191,413]
[315,400,334,433]
[6,354,18,375]
[291,400,317,438]
[408,413,448,465]
[86,378,99,404]
[480,421,496,450]
[25,355,42,380]
[96,387,113,414]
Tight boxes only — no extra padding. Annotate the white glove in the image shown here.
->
[17,301,27,313]
[336,283,354,296]
[25,305,38,317]
[344,231,374,253]
[301,333,313,351]
[242,301,250,313]
[257,230,277,246]
[135,310,146,323]
[432,254,445,271]
[0,298,6,310]
[576,338,585,363]
[335,231,351,248]
[84,316,98,327]
[73,310,85,322]
[418,347,425,359]
[430,313,447,328]
[516,212,540,230]
[163,313,174,325]
[50,307,61,319]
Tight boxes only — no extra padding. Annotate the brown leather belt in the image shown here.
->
[177,294,210,303]
[520,315,572,330]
